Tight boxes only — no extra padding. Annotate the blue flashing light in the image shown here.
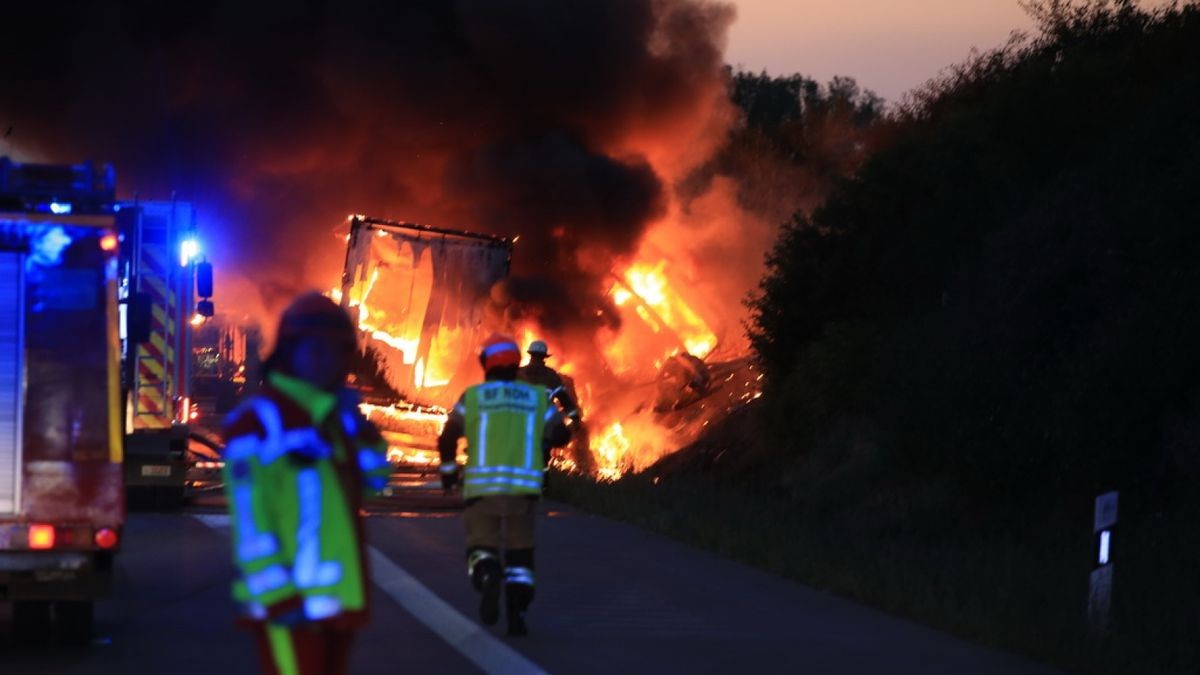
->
[49,202,73,215]
[180,238,200,267]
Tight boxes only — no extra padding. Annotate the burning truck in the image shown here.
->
[333,214,761,481]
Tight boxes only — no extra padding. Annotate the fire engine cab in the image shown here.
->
[0,157,124,643]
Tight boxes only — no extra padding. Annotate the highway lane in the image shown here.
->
[1,494,1059,674]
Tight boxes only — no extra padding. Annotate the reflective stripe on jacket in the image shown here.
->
[221,372,390,626]
[459,380,555,499]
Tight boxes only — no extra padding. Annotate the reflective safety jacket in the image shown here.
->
[221,372,391,627]
[438,379,566,499]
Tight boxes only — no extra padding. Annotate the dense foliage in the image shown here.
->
[750,0,1200,508]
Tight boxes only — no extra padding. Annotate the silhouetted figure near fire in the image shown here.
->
[438,334,570,635]
[518,341,580,418]
[518,340,591,473]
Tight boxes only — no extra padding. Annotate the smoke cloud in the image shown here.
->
[0,0,735,331]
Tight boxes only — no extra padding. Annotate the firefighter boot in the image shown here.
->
[503,550,536,637]
[504,579,534,636]
[468,549,502,626]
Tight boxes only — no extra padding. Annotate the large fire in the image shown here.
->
[332,217,761,481]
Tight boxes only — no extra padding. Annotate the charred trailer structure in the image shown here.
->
[338,215,513,407]
[337,216,512,473]
[0,158,124,643]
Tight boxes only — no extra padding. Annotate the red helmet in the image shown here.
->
[479,333,521,371]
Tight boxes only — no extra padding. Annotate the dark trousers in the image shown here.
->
[464,495,536,550]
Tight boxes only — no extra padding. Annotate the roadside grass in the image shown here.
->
[548,469,1199,675]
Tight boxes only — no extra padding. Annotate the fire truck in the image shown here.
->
[116,200,213,507]
[0,158,124,643]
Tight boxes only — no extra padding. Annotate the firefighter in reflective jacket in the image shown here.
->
[222,293,390,675]
[438,334,570,636]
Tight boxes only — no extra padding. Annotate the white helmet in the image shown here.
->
[527,340,550,357]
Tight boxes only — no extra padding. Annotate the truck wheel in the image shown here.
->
[12,600,52,644]
[54,600,94,646]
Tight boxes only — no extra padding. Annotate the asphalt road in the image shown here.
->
[0,487,1059,674]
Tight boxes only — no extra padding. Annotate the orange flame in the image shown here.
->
[335,231,758,481]
[617,261,716,358]
[335,246,465,397]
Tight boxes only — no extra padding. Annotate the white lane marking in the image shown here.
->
[194,513,231,528]
[367,547,550,675]
[193,514,550,675]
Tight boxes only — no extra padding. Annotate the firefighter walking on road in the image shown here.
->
[438,334,570,636]
[222,293,391,675]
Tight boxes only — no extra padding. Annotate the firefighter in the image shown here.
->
[438,334,570,636]
[518,339,590,473]
[221,292,391,675]
[518,340,581,422]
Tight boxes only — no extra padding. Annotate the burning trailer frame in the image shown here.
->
[336,216,513,472]
[338,215,513,404]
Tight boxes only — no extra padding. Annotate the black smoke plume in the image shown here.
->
[0,0,734,330]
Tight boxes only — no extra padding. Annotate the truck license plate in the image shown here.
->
[141,465,171,478]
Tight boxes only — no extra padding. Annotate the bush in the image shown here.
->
[749,0,1200,500]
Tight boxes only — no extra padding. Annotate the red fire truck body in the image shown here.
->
[0,158,124,641]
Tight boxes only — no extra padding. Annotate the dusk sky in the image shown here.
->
[726,0,1038,103]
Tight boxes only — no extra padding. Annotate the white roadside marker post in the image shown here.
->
[1088,490,1118,635]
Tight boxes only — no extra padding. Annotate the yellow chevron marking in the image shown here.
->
[134,415,171,430]
[143,244,168,273]
[146,275,170,301]
[138,356,167,382]
[147,332,176,363]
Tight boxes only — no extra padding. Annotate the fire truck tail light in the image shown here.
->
[94,528,119,550]
[28,524,56,550]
